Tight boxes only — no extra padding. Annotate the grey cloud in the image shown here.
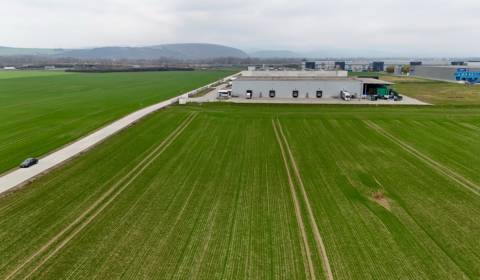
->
[0,0,479,56]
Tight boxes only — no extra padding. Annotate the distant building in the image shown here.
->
[411,65,480,83]
[3,66,16,70]
[371,62,385,72]
[303,61,316,70]
[410,61,422,66]
[394,65,403,75]
[346,63,370,72]
[467,61,480,67]
[451,61,465,66]
[335,61,346,70]
[44,66,56,70]
[302,61,339,71]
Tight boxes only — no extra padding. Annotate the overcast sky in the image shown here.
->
[1,0,479,56]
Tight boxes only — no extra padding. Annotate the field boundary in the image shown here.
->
[273,119,334,280]
[364,120,480,197]
[4,113,198,280]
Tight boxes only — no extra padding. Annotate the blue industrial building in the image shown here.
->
[411,66,480,84]
[455,68,480,83]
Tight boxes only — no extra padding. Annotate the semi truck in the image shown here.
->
[340,90,353,101]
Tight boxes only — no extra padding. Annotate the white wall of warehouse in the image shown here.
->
[232,80,363,99]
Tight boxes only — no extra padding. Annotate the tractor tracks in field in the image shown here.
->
[5,112,198,280]
[364,120,480,197]
[272,119,334,280]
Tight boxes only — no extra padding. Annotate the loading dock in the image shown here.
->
[357,78,394,96]
[232,71,396,100]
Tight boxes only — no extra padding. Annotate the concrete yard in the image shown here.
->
[226,95,430,105]
[188,84,227,103]
[186,84,429,106]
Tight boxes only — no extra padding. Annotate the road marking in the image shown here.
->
[364,120,480,197]
[273,119,334,280]
[6,113,198,280]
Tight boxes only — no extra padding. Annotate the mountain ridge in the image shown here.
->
[0,43,248,60]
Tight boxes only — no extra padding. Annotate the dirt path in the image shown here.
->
[275,119,334,280]
[272,120,317,280]
[6,113,198,280]
[364,121,480,197]
[273,119,334,280]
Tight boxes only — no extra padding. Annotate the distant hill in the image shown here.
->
[249,50,302,58]
[0,44,248,60]
[0,46,64,56]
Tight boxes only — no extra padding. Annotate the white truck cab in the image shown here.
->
[341,90,352,101]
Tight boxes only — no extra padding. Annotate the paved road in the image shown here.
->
[0,76,236,195]
[188,84,227,103]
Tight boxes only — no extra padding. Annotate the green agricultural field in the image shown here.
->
[0,70,234,174]
[348,71,383,77]
[382,75,480,105]
[0,70,72,80]
[1,104,479,279]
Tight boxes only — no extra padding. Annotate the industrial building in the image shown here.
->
[231,70,393,99]
[346,63,370,72]
[467,61,480,67]
[302,61,384,72]
[411,66,480,83]
[335,61,346,70]
[371,62,385,72]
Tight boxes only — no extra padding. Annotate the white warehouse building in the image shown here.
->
[231,70,393,99]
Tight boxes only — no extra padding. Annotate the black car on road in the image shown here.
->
[20,158,38,168]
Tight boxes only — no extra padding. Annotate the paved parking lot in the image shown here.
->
[226,95,430,105]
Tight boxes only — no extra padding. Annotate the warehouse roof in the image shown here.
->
[355,78,394,85]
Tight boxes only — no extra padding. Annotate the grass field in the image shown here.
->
[0,70,234,174]
[381,75,480,105]
[347,73,480,105]
[348,72,383,77]
[1,104,479,279]
[0,70,72,80]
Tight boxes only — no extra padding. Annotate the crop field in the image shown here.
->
[0,70,72,80]
[0,104,479,279]
[0,70,234,173]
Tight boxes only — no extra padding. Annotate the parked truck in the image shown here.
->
[218,89,231,99]
[340,90,353,101]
